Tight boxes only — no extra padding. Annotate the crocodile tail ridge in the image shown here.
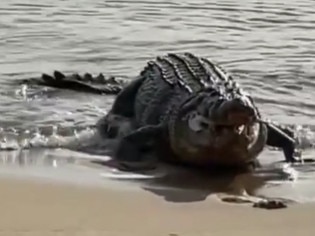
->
[21,70,126,95]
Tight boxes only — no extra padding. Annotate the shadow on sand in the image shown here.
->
[0,149,314,206]
[91,158,289,204]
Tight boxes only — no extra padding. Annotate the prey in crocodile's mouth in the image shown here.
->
[213,111,257,134]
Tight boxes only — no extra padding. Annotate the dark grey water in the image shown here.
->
[1,0,315,203]
[1,0,315,128]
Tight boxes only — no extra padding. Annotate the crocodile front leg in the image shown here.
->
[265,122,299,162]
[115,124,164,171]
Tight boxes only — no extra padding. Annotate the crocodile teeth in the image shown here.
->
[235,125,245,134]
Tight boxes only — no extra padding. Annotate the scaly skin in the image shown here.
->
[96,53,297,171]
[21,70,124,95]
[107,53,261,170]
[21,53,298,169]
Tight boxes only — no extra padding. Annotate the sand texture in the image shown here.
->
[0,176,314,236]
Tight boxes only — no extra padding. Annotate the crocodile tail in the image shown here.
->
[20,70,126,95]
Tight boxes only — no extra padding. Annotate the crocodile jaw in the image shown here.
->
[170,109,264,166]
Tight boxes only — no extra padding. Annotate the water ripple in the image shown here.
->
[0,0,315,131]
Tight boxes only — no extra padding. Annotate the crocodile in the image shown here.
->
[21,52,302,209]
[22,52,298,172]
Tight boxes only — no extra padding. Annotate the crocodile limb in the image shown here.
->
[114,124,165,171]
[20,70,126,95]
[96,75,147,139]
[263,121,300,162]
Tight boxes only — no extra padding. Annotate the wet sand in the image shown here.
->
[0,175,314,236]
[0,148,314,235]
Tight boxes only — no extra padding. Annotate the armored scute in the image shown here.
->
[94,53,297,171]
[24,52,298,171]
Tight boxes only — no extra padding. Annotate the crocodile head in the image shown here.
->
[170,88,268,168]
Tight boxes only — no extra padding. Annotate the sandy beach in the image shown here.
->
[2,0,315,235]
[0,174,314,236]
[0,148,313,236]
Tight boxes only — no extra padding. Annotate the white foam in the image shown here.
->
[100,168,166,180]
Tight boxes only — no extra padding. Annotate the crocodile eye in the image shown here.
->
[188,113,204,132]
[200,121,209,129]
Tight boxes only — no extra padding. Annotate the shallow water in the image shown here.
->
[1,0,315,204]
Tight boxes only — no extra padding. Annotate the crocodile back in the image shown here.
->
[132,53,265,168]
[134,52,256,128]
